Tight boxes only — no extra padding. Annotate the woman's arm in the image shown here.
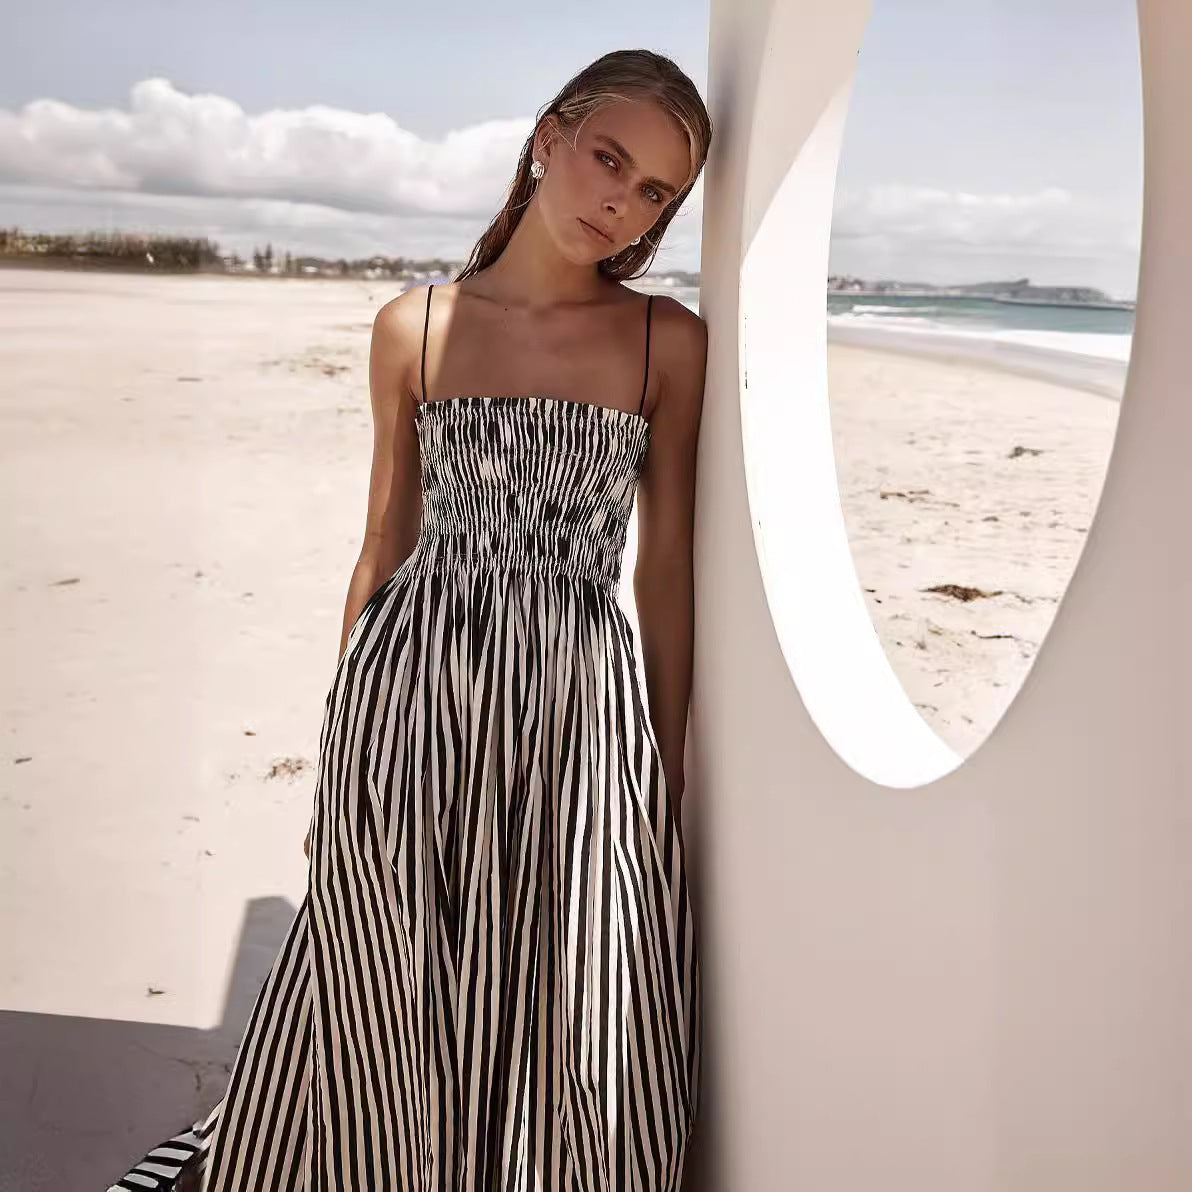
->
[632,297,709,815]
[337,289,427,663]
[307,288,427,860]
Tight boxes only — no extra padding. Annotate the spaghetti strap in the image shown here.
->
[638,294,654,417]
[419,284,434,406]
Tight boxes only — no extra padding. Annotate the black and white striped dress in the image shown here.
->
[106,300,700,1191]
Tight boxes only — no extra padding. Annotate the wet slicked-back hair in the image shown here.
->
[455,49,712,284]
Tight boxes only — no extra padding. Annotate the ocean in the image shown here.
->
[634,285,1135,398]
[826,293,1134,363]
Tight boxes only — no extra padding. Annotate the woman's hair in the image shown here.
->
[455,49,712,284]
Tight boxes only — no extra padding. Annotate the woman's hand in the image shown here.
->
[303,824,312,859]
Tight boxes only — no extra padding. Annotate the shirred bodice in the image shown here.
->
[407,395,651,594]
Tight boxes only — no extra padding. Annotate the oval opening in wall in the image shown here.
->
[740,0,1142,787]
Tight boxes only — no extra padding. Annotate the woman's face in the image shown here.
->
[534,98,691,266]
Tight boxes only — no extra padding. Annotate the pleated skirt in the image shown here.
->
[107,557,700,1192]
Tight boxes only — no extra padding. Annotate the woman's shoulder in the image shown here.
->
[638,292,707,420]
[372,282,461,355]
[645,290,704,331]
[644,290,706,367]
[369,285,446,406]
[374,281,444,325]
[617,283,704,337]
[612,283,704,348]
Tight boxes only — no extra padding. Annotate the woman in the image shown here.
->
[107,47,712,1192]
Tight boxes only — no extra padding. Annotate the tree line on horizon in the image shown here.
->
[0,226,454,277]
[0,225,700,284]
[0,226,223,270]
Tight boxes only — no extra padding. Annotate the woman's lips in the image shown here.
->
[578,217,612,244]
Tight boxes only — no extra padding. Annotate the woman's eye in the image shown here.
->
[598,151,662,204]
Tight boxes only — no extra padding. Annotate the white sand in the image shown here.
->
[2,268,382,1022]
[0,267,1120,1022]
[828,335,1120,756]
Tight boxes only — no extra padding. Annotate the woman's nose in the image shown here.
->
[604,185,631,216]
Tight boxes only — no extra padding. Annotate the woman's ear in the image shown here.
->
[536,114,561,164]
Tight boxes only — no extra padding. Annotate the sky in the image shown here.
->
[0,0,1144,298]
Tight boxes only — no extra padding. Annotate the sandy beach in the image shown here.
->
[1,266,1121,1022]
[827,330,1119,759]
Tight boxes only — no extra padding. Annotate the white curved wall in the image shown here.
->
[685,0,1189,1187]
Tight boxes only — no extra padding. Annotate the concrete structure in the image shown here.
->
[683,1,1188,1187]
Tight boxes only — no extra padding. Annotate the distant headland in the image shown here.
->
[828,273,1135,310]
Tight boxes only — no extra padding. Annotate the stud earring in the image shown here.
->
[529,159,545,180]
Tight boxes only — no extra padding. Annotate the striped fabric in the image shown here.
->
[107,394,700,1192]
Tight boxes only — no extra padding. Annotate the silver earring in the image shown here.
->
[529,159,544,180]
[631,236,641,244]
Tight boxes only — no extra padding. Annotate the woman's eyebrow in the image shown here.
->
[594,135,680,196]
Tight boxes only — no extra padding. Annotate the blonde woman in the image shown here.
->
[108,47,711,1192]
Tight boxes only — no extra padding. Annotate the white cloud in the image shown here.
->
[826,181,1142,296]
[0,77,531,217]
[831,181,1141,255]
[0,77,705,268]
